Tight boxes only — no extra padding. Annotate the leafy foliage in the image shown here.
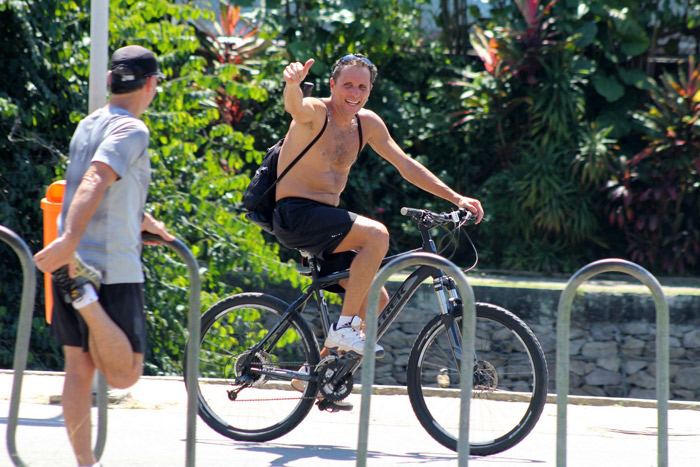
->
[2,0,699,376]
[0,0,91,370]
[607,58,700,273]
[451,0,606,272]
[0,0,301,374]
[109,0,304,375]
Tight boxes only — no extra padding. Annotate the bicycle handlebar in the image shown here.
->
[400,207,474,226]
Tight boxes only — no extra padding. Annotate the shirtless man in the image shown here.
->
[273,54,484,360]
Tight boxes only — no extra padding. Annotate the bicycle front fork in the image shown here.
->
[433,275,468,366]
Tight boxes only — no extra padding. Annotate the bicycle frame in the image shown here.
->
[241,218,466,384]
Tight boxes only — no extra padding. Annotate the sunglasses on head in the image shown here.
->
[340,54,374,67]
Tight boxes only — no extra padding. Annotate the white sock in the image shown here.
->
[73,283,99,309]
[336,315,354,329]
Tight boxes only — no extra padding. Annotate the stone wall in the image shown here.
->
[291,278,700,401]
[473,280,700,400]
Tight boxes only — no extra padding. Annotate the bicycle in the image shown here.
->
[188,207,548,456]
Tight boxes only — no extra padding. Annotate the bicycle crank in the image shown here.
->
[315,355,354,402]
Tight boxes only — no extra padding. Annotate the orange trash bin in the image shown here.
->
[40,180,65,323]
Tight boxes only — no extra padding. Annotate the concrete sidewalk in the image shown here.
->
[2,371,699,466]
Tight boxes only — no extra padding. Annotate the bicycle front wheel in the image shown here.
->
[407,303,548,456]
[193,292,321,441]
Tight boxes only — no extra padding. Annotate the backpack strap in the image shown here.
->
[274,108,328,186]
[356,114,363,155]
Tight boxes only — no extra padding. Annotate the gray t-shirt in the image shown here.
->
[58,105,151,284]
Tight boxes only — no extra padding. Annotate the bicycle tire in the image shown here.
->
[188,292,321,441]
[406,302,548,455]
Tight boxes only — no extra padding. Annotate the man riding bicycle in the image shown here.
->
[272,54,484,408]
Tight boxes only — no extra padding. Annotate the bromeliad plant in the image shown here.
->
[194,1,271,130]
[607,57,700,274]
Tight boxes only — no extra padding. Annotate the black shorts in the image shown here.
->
[273,197,357,260]
[273,197,358,290]
[50,282,147,354]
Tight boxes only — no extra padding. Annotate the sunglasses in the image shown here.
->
[340,54,374,67]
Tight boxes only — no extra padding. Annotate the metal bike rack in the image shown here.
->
[142,233,202,467]
[3,227,201,467]
[357,252,477,467]
[1,225,42,466]
[555,258,669,467]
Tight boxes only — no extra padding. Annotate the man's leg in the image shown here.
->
[332,216,390,320]
[77,301,143,389]
[62,346,98,466]
[54,258,144,389]
[320,216,390,356]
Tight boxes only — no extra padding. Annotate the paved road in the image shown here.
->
[2,371,699,466]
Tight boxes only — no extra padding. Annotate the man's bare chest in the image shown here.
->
[322,119,361,167]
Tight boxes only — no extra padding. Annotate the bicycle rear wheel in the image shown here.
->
[407,302,548,456]
[192,292,321,441]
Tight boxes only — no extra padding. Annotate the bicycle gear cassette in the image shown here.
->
[234,350,271,387]
[473,360,498,392]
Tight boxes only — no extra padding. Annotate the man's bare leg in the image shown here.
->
[332,216,390,319]
[319,287,390,359]
[76,301,143,389]
[62,346,98,466]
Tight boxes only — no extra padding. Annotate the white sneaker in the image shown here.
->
[324,316,384,358]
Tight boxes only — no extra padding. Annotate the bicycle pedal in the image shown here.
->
[327,349,362,361]
[316,398,353,413]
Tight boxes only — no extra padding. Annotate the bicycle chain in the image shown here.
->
[225,358,350,403]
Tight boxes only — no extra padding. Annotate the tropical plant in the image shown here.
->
[607,56,700,274]
[107,0,303,374]
[450,0,606,272]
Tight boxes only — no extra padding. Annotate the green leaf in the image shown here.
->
[618,68,647,89]
[592,73,625,102]
[572,22,597,48]
[620,36,650,57]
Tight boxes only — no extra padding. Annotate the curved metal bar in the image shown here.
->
[94,374,108,459]
[142,233,201,467]
[2,225,109,465]
[555,259,669,467]
[357,252,476,467]
[2,226,36,467]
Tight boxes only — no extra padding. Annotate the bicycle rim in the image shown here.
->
[407,303,548,455]
[196,293,320,441]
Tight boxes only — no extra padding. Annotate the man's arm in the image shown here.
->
[364,111,484,223]
[34,161,118,273]
[282,59,319,124]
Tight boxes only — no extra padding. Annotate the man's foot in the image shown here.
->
[324,316,384,358]
[290,364,354,412]
[317,397,353,412]
[52,253,102,305]
[290,364,309,393]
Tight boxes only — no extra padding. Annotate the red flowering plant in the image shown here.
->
[195,1,270,129]
[607,57,700,273]
[452,0,564,156]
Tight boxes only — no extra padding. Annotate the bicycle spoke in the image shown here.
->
[192,293,321,441]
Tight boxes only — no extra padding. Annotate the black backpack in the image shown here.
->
[243,107,328,234]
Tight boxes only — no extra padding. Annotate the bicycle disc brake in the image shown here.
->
[315,355,354,402]
[473,360,498,392]
[234,350,272,387]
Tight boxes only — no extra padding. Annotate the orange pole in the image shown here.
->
[39,181,65,323]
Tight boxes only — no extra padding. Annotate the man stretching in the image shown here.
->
[34,45,172,466]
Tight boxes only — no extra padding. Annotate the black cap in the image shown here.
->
[110,45,165,85]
